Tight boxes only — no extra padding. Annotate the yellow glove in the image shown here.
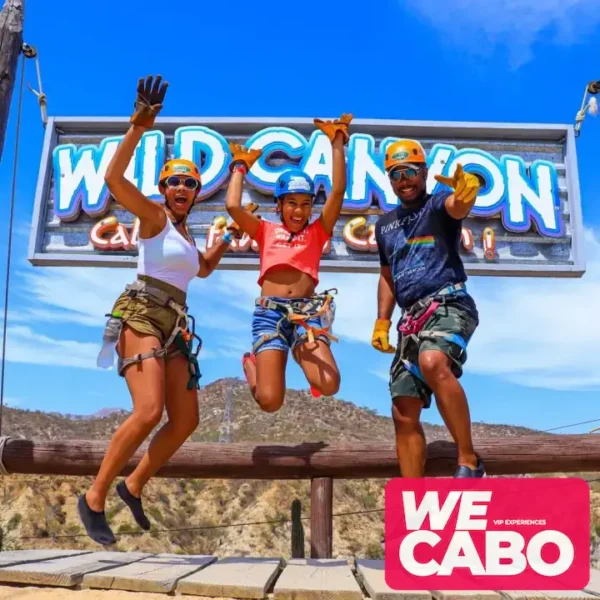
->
[434,163,480,204]
[371,318,396,353]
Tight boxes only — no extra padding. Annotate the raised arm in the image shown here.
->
[105,76,169,232]
[196,235,231,278]
[434,163,480,220]
[315,114,353,235]
[224,143,263,238]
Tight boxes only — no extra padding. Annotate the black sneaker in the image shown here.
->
[77,494,116,545]
[454,459,485,478]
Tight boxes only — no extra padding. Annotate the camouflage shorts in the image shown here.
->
[389,294,479,408]
[110,275,188,347]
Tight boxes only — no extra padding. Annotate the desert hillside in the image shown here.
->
[1,377,598,562]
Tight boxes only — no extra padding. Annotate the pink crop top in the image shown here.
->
[251,218,330,286]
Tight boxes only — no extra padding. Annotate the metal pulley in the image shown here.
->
[20,42,47,126]
[574,79,600,137]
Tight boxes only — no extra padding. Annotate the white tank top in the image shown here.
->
[137,218,199,293]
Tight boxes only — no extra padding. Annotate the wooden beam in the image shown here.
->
[0,0,24,163]
[310,478,333,558]
[2,435,600,479]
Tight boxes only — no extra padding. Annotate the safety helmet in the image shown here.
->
[159,159,201,186]
[384,140,427,172]
[273,169,315,202]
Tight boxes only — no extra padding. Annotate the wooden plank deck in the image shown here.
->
[82,553,216,594]
[177,556,282,598]
[0,550,148,587]
[0,551,595,599]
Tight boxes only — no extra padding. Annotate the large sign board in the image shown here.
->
[28,117,585,277]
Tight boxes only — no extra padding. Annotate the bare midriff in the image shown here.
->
[260,266,316,298]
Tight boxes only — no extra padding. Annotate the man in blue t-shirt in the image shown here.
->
[373,139,484,479]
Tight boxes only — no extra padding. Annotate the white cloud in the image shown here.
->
[361,229,600,392]
[404,0,600,68]
[4,325,101,369]
[221,226,600,392]
[0,322,226,370]
[465,228,600,390]
[17,267,133,328]
[9,227,600,391]
[4,266,250,367]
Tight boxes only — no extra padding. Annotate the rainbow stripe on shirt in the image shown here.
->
[407,235,435,247]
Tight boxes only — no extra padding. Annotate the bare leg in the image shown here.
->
[243,349,288,412]
[125,353,200,496]
[419,349,478,469]
[85,327,165,511]
[293,340,340,397]
[391,396,427,477]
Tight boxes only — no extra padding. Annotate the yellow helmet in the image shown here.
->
[384,140,427,172]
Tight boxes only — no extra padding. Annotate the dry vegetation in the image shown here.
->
[0,377,597,563]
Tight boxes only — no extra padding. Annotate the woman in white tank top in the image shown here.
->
[77,75,263,546]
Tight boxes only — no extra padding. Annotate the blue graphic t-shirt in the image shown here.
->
[374,191,467,309]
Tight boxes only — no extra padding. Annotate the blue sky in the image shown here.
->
[1,0,600,434]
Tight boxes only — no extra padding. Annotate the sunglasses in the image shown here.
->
[164,176,200,190]
[389,166,421,181]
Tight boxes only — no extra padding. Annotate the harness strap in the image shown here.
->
[252,331,288,354]
[397,283,468,384]
[112,280,202,389]
[253,289,338,352]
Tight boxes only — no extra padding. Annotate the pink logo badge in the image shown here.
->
[384,478,589,590]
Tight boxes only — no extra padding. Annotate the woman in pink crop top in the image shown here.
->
[226,114,352,412]
[77,75,243,547]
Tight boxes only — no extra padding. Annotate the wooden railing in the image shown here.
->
[2,435,600,558]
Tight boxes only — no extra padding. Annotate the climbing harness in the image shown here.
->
[104,278,203,390]
[396,283,468,384]
[252,289,338,355]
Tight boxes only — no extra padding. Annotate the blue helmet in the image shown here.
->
[273,169,315,202]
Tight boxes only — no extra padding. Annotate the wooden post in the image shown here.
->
[0,0,24,163]
[310,477,333,558]
[290,499,305,558]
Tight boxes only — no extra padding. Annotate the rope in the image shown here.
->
[542,417,600,432]
[16,507,387,541]
[0,49,26,437]
[10,478,600,542]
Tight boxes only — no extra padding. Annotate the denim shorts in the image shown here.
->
[251,296,336,355]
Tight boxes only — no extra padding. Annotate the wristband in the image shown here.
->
[232,162,247,175]
[221,231,233,244]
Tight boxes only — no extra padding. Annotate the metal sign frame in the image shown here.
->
[28,116,585,277]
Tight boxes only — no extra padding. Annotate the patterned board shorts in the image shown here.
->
[389,294,479,408]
